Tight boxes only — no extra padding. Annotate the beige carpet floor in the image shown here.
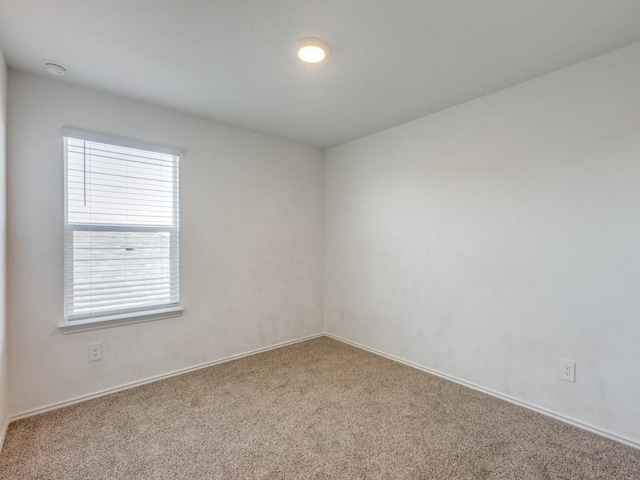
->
[1,337,639,479]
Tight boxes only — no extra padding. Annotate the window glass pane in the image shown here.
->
[64,134,180,321]
[66,138,176,226]
[67,230,178,317]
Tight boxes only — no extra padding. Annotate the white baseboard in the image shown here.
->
[7,331,639,451]
[8,333,324,423]
[0,417,8,453]
[325,332,640,450]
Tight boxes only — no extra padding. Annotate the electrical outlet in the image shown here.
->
[89,342,103,362]
[339,306,345,319]
[559,358,575,382]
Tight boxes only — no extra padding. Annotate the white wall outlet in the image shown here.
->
[89,342,103,362]
[559,358,575,382]
[339,306,345,319]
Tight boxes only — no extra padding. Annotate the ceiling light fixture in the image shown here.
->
[45,62,67,76]
[296,37,331,64]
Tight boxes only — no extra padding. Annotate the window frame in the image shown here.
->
[59,128,183,334]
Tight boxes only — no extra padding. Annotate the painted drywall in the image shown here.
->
[0,49,8,439]
[324,42,640,444]
[7,71,324,416]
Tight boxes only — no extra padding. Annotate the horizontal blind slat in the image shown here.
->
[66,269,179,279]
[70,280,179,291]
[69,294,179,306]
[67,147,177,166]
[67,185,177,200]
[72,295,177,310]
[68,168,176,185]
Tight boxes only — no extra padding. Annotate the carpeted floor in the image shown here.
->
[1,337,639,479]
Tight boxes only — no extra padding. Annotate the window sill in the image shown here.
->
[58,306,184,334]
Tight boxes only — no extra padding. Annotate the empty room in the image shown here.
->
[0,1,639,478]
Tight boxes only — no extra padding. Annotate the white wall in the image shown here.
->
[325,42,640,444]
[0,49,8,439]
[7,71,324,416]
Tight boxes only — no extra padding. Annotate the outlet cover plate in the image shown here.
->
[89,342,103,362]
[559,358,575,382]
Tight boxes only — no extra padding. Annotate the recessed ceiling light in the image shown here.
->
[45,62,67,76]
[296,37,331,64]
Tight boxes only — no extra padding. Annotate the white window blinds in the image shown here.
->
[63,129,181,322]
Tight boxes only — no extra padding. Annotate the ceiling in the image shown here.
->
[1,1,640,148]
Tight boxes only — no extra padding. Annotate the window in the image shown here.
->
[61,128,182,333]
